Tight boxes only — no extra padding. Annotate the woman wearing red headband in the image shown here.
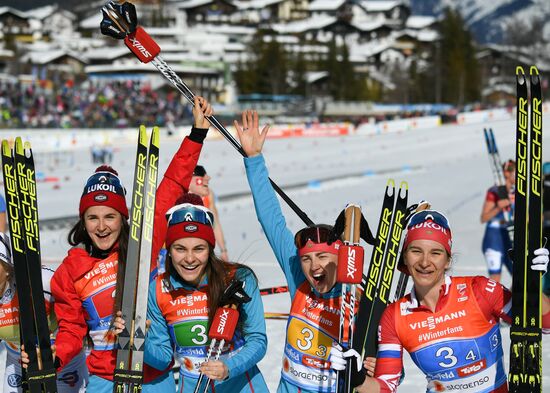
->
[22,97,214,393]
[140,193,268,393]
[340,209,550,393]
[235,110,375,393]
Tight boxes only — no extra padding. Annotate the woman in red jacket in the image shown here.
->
[40,97,213,392]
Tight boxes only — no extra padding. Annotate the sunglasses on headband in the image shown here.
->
[166,205,214,227]
[407,209,450,230]
[294,224,333,249]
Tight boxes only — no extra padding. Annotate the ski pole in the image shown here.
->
[336,204,364,393]
[193,280,251,393]
[99,1,314,227]
[259,285,289,296]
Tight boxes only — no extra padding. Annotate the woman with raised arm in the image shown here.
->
[22,97,215,393]
[234,110,375,393]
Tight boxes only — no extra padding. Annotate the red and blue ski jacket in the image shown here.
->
[51,132,205,380]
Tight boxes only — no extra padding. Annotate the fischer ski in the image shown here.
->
[1,138,57,393]
[508,66,543,392]
[347,180,407,393]
[113,126,159,393]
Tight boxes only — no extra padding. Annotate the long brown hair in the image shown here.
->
[165,246,257,327]
[67,215,129,312]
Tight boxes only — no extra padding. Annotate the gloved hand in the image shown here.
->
[328,209,375,246]
[329,343,367,388]
[531,247,549,272]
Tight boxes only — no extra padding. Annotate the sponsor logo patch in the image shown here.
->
[7,374,22,387]
[185,224,198,233]
[94,194,108,202]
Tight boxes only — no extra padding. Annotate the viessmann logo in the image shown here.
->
[409,310,467,330]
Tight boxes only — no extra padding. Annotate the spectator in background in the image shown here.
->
[189,165,229,261]
[0,80,186,130]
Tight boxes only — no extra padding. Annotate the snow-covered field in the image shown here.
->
[34,115,550,392]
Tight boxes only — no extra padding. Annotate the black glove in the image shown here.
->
[220,279,251,306]
[328,209,376,246]
[100,1,138,39]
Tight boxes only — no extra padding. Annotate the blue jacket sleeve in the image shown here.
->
[223,268,267,379]
[144,279,173,370]
[244,154,304,296]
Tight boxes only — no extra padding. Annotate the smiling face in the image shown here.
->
[404,239,450,291]
[83,205,123,251]
[169,237,210,287]
[189,174,210,197]
[300,251,338,294]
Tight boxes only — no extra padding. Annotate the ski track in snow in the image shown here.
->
[36,116,550,392]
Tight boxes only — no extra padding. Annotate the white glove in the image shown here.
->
[329,342,367,387]
[329,342,362,372]
[531,247,549,272]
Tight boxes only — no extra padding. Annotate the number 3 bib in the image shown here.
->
[282,282,343,393]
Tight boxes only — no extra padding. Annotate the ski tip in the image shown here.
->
[138,125,147,144]
[152,126,160,147]
[1,140,10,156]
[530,65,539,76]
[398,180,408,191]
[14,137,23,155]
[516,66,525,76]
[24,141,32,152]
[386,178,395,188]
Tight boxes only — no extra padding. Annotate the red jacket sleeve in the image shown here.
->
[50,261,88,370]
[151,137,203,272]
[374,303,404,393]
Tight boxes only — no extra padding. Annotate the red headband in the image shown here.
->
[298,240,342,257]
[166,222,215,249]
[402,220,452,254]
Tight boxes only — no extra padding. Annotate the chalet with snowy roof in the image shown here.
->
[25,5,77,39]
[477,44,550,104]
[21,49,88,79]
[176,0,238,24]
[0,7,32,42]
[356,0,410,24]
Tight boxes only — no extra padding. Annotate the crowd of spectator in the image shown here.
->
[0,80,191,129]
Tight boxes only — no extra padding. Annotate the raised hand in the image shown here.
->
[234,110,270,157]
[193,96,213,129]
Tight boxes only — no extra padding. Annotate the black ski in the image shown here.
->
[1,138,57,392]
[508,65,543,392]
[342,180,407,393]
[113,126,159,393]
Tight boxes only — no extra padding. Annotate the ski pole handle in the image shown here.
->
[337,205,364,284]
[100,4,316,227]
[208,307,239,342]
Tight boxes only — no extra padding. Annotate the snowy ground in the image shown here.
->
[34,116,550,392]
